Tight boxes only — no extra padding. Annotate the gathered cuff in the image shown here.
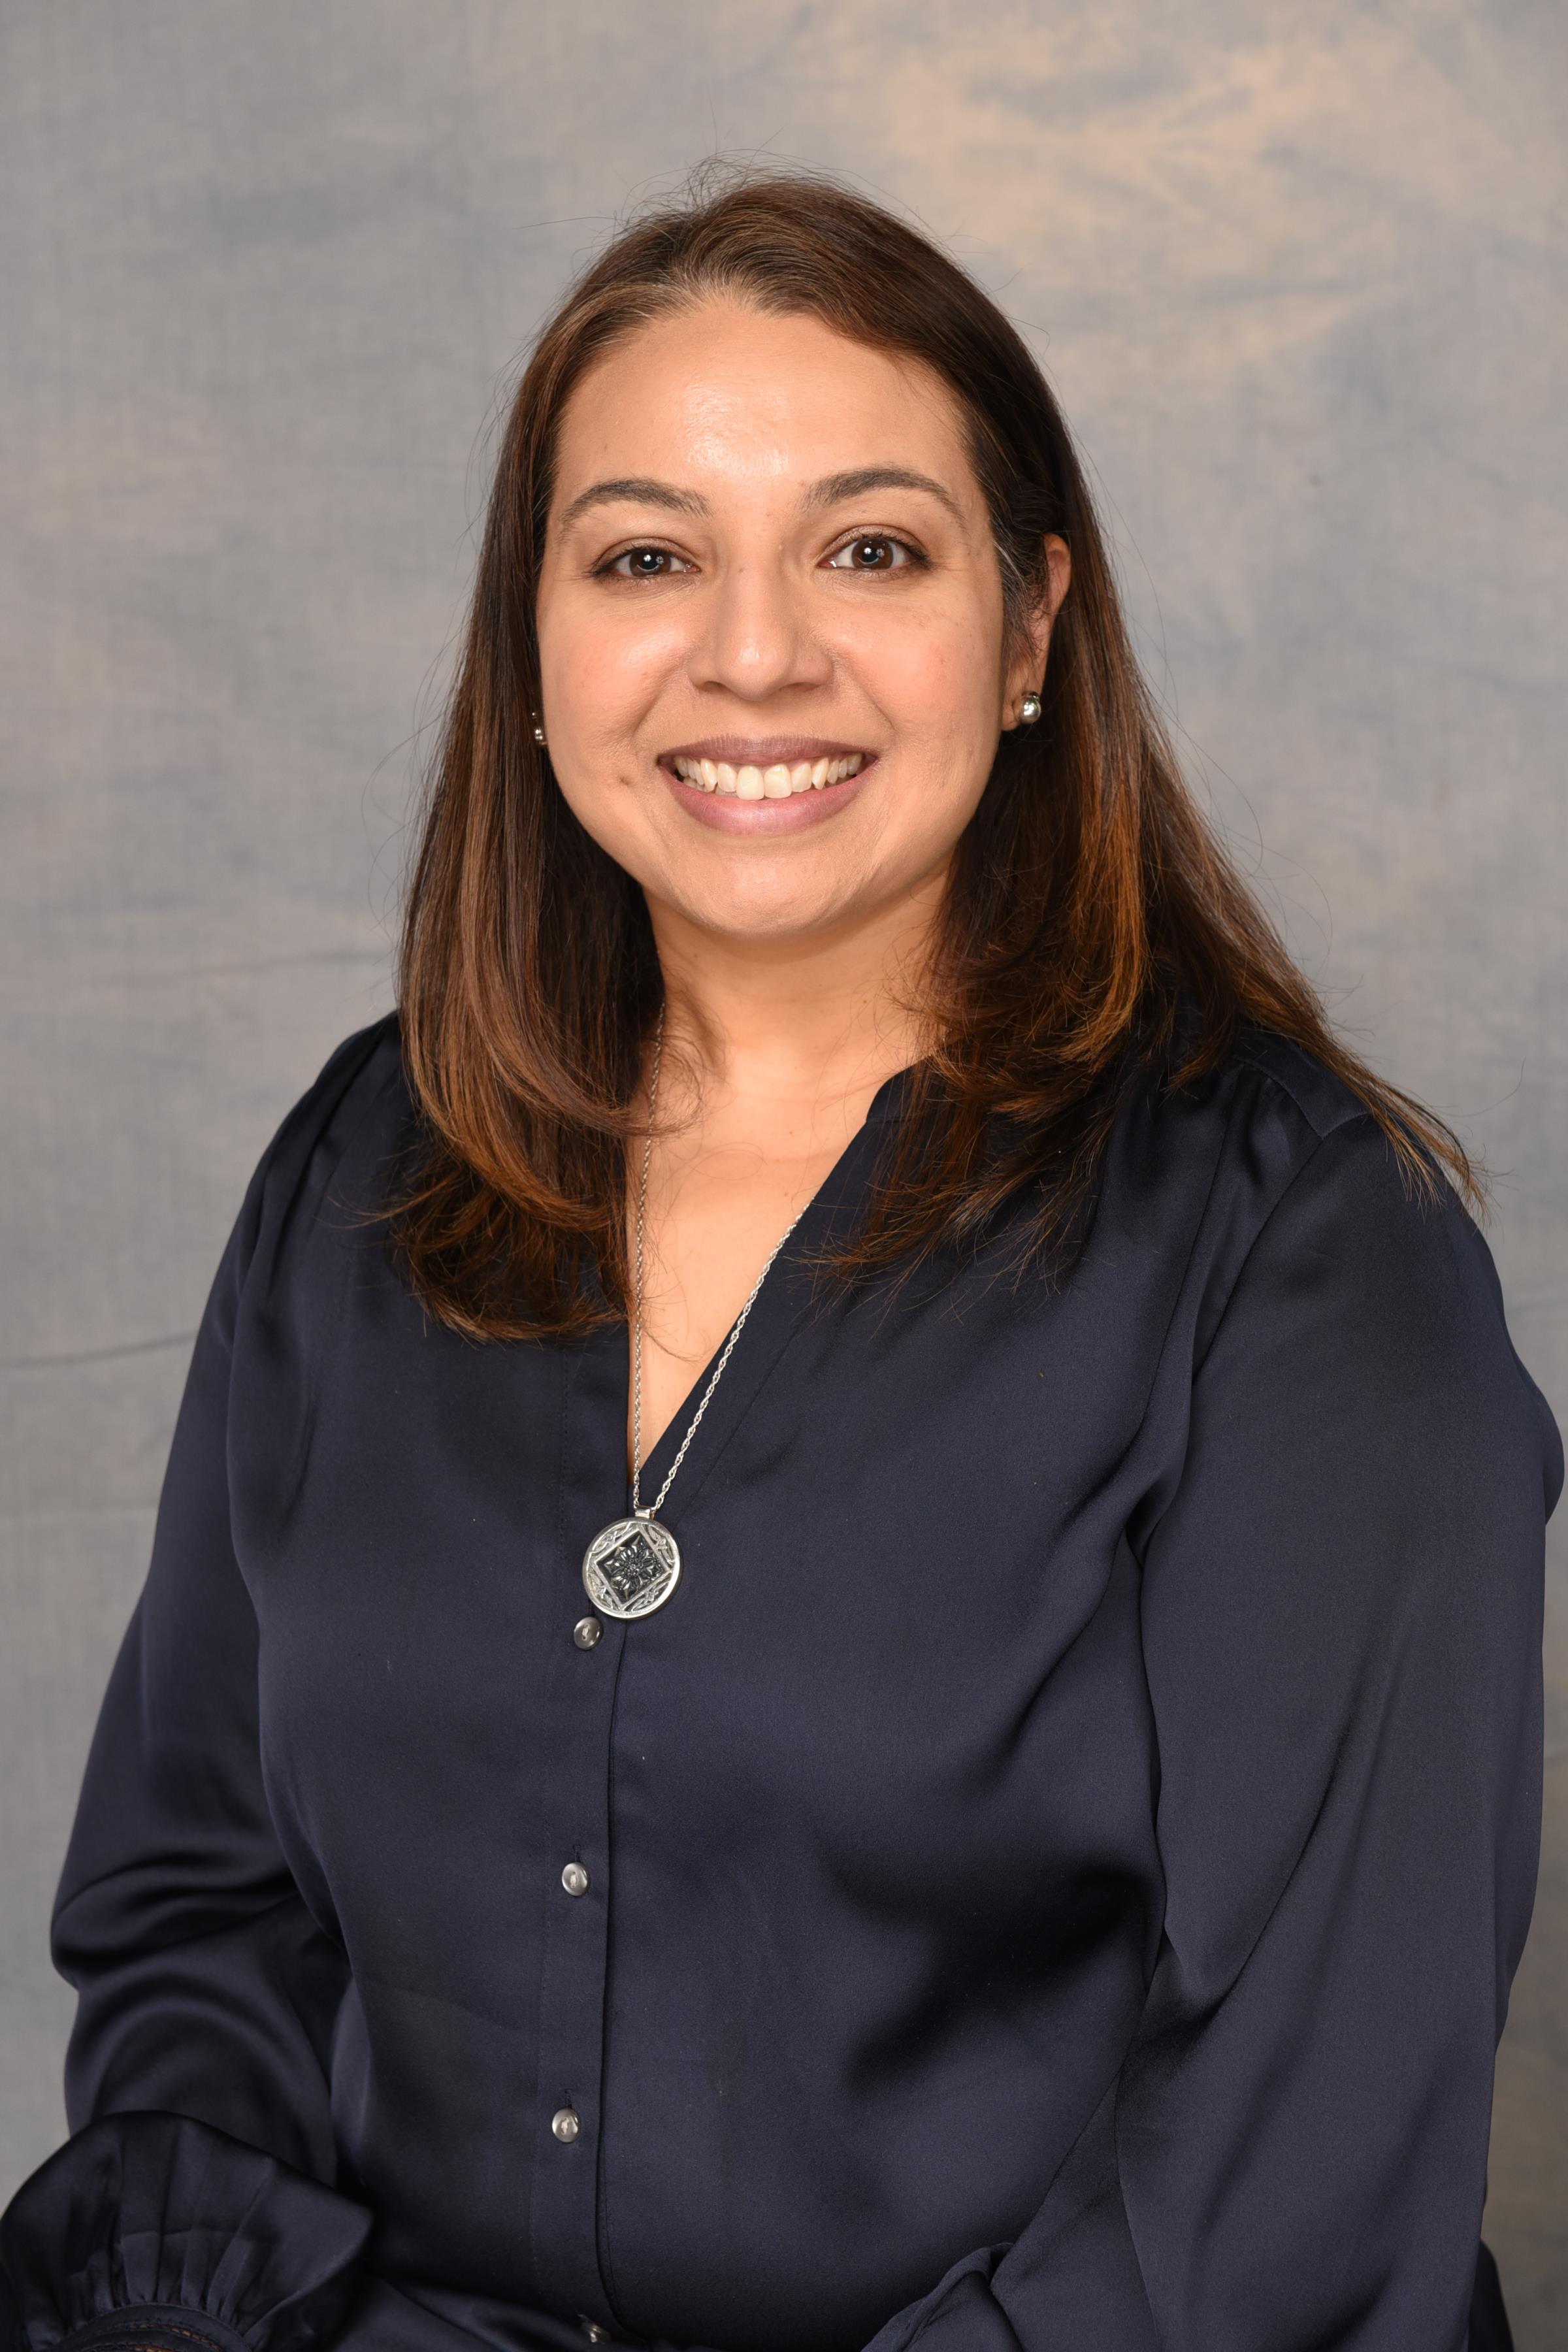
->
[29,2306,253,2352]
[0,2114,372,2352]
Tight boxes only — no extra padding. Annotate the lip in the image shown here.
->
[661,735,875,766]
[657,736,878,834]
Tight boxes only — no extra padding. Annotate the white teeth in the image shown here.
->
[671,751,866,797]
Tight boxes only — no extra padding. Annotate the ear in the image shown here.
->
[1002,534,1072,728]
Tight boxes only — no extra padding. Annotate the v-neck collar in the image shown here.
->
[614,1058,923,1520]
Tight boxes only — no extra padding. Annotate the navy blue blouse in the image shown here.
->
[1,1018,1558,2352]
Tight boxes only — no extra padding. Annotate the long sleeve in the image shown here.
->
[0,1053,378,2352]
[864,1115,1558,2352]
[50,1183,349,2169]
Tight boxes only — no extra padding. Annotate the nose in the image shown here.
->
[687,554,832,703]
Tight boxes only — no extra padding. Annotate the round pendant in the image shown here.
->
[581,1513,681,1620]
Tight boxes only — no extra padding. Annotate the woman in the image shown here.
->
[1,171,1558,2352]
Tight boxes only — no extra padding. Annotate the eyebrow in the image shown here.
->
[804,466,964,520]
[557,476,710,531]
[555,464,964,534]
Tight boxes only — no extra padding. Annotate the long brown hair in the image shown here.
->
[393,165,1474,1341]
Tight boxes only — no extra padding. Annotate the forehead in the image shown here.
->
[550,299,981,512]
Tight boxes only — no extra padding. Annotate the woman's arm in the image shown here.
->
[50,1189,348,2171]
[864,1115,1560,2352]
[0,1043,381,2352]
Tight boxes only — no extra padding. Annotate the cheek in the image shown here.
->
[834,594,1002,749]
[538,595,691,744]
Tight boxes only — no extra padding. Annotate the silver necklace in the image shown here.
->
[581,1009,810,1622]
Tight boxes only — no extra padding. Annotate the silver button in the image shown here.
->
[551,2106,580,2142]
[561,1861,590,1898]
[573,1616,602,1649]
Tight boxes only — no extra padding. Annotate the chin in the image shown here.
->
[666,872,869,945]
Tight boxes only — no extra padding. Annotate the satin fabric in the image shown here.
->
[3,1019,1558,2352]
[0,2113,370,2352]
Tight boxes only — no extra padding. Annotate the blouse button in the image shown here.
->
[573,1616,602,1648]
[561,1861,590,1897]
[551,2107,581,2142]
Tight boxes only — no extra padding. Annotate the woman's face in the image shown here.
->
[535,299,1068,947]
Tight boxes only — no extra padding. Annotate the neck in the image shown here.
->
[642,869,946,1122]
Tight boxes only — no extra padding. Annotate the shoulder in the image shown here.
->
[281,1010,407,1152]
[1131,1020,1437,1249]
[237,1013,412,1275]
[1124,1026,1561,1562]
[1226,1024,1379,1145]
[1214,1025,1437,1294]
[1098,1022,1388,1314]
[1111,1024,1501,1392]
[1207,1024,1461,1297]
[1171,1032,1557,1495]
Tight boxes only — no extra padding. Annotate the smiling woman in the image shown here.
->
[1,171,1558,2352]
[393,180,1469,1367]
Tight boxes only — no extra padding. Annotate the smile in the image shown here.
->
[670,753,866,798]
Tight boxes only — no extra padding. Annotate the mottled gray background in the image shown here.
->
[2,0,1563,2340]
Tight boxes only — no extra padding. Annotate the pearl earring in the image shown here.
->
[532,721,546,747]
[1019,691,1042,725]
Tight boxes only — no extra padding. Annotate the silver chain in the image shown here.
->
[630,1006,811,1519]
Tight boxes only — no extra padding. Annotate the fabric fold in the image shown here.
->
[0,2113,372,2352]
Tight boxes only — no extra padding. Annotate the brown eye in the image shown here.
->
[604,546,691,579]
[825,535,917,572]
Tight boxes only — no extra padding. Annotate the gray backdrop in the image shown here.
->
[3,1,1563,2341]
